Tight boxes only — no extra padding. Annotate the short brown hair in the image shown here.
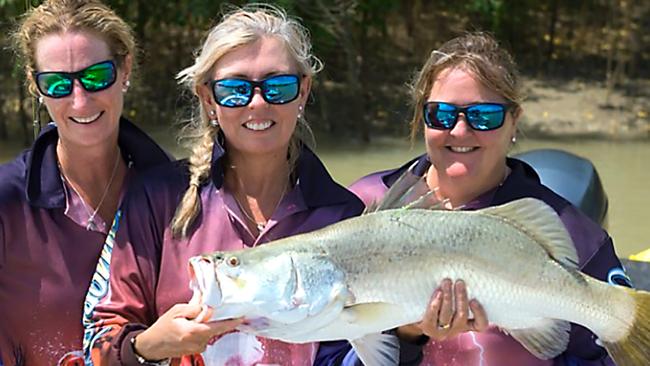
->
[13,0,136,95]
[409,32,524,140]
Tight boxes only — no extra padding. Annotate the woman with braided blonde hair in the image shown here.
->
[89,5,426,365]
[0,0,170,365]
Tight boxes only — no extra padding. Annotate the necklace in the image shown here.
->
[233,182,288,233]
[59,148,121,231]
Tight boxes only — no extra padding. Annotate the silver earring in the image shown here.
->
[297,105,303,119]
[511,136,517,144]
[209,110,219,127]
[38,96,43,104]
[122,80,130,93]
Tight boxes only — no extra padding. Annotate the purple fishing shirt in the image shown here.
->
[89,137,405,366]
[348,154,624,366]
[0,119,170,366]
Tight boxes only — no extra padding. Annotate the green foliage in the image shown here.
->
[0,0,648,142]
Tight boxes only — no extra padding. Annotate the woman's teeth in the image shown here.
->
[449,146,476,153]
[70,112,102,124]
[245,121,273,131]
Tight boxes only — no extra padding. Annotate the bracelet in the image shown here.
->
[130,335,171,366]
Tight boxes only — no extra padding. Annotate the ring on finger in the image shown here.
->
[437,323,451,330]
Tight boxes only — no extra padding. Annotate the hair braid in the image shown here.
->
[170,126,217,238]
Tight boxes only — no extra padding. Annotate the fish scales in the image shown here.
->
[305,209,597,327]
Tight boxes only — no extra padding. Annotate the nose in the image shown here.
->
[70,79,90,109]
[248,86,267,108]
[449,112,472,136]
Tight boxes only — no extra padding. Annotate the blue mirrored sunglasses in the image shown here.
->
[423,101,512,131]
[34,60,117,98]
[209,74,301,108]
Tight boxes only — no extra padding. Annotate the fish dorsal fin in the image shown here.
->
[480,198,578,266]
[506,319,571,359]
[365,161,446,214]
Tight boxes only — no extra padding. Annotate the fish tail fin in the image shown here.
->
[602,288,650,365]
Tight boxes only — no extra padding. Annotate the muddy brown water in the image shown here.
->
[2,130,648,258]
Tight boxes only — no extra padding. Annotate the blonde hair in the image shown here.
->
[409,32,524,140]
[171,4,321,238]
[12,0,136,96]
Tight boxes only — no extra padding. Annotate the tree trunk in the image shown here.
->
[544,0,559,75]
[0,90,7,140]
[17,78,31,146]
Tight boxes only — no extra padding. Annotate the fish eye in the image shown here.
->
[227,256,240,267]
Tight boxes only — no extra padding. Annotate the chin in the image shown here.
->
[444,161,475,178]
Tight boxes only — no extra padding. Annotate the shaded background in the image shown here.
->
[0,0,648,145]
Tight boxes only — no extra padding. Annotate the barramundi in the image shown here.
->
[188,174,650,365]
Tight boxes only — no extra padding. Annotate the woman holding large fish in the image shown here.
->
[0,1,170,365]
[88,5,423,366]
[349,32,631,365]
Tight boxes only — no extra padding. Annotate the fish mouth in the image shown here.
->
[188,256,223,320]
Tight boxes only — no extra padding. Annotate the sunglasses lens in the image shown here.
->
[79,62,116,92]
[262,75,299,105]
[424,102,457,129]
[214,79,252,107]
[466,104,505,130]
[37,73,72,98]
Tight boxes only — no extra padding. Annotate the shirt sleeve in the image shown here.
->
[88,181,168,365]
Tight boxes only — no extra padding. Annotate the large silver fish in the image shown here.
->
[188,175,650,365]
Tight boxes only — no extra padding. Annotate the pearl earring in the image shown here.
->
[297,105,304,119]
[511,136,517,144]
[122,80,130,93]
[209,110,219,127]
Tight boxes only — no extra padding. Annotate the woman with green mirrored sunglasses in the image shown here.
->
[1,1,171,366]
[34,60,117,98]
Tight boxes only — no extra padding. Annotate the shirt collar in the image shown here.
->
[25,117,171,208]
[208,135,361,208]
[377,154,539,210]
[463,157,540,210]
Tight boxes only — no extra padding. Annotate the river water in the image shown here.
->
[1,131,648,257]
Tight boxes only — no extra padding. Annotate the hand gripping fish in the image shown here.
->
[188,168,650,365]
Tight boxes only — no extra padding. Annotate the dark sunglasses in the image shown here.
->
[34,60,117,99]
[423,101,512,131]
[209,74,300,108]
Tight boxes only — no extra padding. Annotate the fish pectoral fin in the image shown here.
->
[350,333,399,366]
[506,318,571,360]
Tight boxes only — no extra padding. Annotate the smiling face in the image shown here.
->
[34,31,130,149]
[198,36,310,159]
[424,66,519,204]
